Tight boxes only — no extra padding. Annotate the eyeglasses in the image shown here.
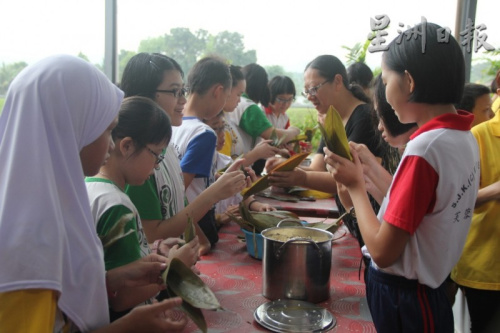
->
[146,147,165,165]
[302,79,331,97]
[156,87,189,98]
[275,97,295,104]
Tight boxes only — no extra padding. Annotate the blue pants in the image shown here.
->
[366,265,453,333]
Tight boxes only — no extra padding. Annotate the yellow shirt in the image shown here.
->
[452,111,500,290]
[0,289,57,333]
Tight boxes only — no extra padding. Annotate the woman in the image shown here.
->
[0,55,184,332]
[268,55,385,247]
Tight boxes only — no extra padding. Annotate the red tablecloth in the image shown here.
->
[181,221,375,332]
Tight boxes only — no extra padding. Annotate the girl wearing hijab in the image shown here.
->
[0,55,185,332]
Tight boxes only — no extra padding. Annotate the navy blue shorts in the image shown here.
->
[366,265,453,333]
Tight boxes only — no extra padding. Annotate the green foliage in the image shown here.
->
[204,31,256,66]
[287,107,322,150]
[0,61,28,95]
[0,97,5,114]
[478,49,500,80]
[342,39,371,65]
[136,28,256,76]
[265,65,286,80]
[138,28,208,75]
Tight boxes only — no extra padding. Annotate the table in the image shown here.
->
[181,220,375,332]
[254,190,339,218]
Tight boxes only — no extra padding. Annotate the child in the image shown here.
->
[170,56,239,247]
[121,53,246,256]
[221,65,283,166]
[85,96,198,321]
[264,75,296,130]
[325,23,479,332]
[0,55,185,333]
[456,83,494,127]
[204,112,275,227]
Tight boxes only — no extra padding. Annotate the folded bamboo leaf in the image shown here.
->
[99,213,135,250]
[318,106,352,161]
[164,258,221,310]
[240,152,309,199]
[183,216,195,243]
[176,292,208,333]
[236,203,301,233]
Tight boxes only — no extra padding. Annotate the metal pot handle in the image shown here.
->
[275,237,323,259]
[277,219,303,227]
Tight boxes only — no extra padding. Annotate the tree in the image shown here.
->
[138,28,208,75]
[205,31,256,66]
[342,39,371,65]
[264,65,286,80]
[0,61,28,95]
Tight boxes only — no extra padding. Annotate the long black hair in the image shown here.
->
[305,55,371,104]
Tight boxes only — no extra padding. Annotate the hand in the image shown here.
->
[252,140,280,159]
[323,146,365,190]
[244,167,258,183]
[156,238,184,257]
[120,297,187,333]
[265,156,286,173]
[168,236,200,268]
[268,168,306,188]
[107,254,168,291]
[211,169,246,201]
[349,142,380,177]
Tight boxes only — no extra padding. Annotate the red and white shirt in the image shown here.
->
[370,111,480,288]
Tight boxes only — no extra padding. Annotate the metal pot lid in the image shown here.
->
[254,299,336,332]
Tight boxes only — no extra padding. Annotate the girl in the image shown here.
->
[122,53,246,256]
[265,75,296,130]
[171,56,247,247]
[325,22,479,332]
[224,63,300,174]
[86,96,198,321]
[0,55,184,333]
[222,65,282,166]
[346,74,417,204]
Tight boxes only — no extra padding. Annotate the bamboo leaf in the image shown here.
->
[240,152,309,199]
[166,258,221,310]
[318,106,352,161]
[183,216,196,243]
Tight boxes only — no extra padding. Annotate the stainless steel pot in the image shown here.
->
[261,225,333,303]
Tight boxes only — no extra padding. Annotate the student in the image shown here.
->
[86,96,199,321]
[451,72,500,333]
[264,75,296,130]
[347,62,374,98]
[456,83,494,127]
[221,65,282,166]
[204,112,275,226]
[324,23,479,332]
[171,56,244,247]
[0,55,185,332]
[224,63,300,174]
[121,53,246,256]
[348,74,417,204]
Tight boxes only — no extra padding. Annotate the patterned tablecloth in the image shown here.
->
[181,220,375,332]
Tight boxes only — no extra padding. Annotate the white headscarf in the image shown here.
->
[0,55,123,331]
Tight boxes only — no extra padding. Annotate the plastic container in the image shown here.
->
[241,229,264,259]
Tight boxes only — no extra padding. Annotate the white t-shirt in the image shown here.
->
[171,117,217,203]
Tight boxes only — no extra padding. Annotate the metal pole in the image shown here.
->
[455,0,477,83]
[104,0,117,83]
